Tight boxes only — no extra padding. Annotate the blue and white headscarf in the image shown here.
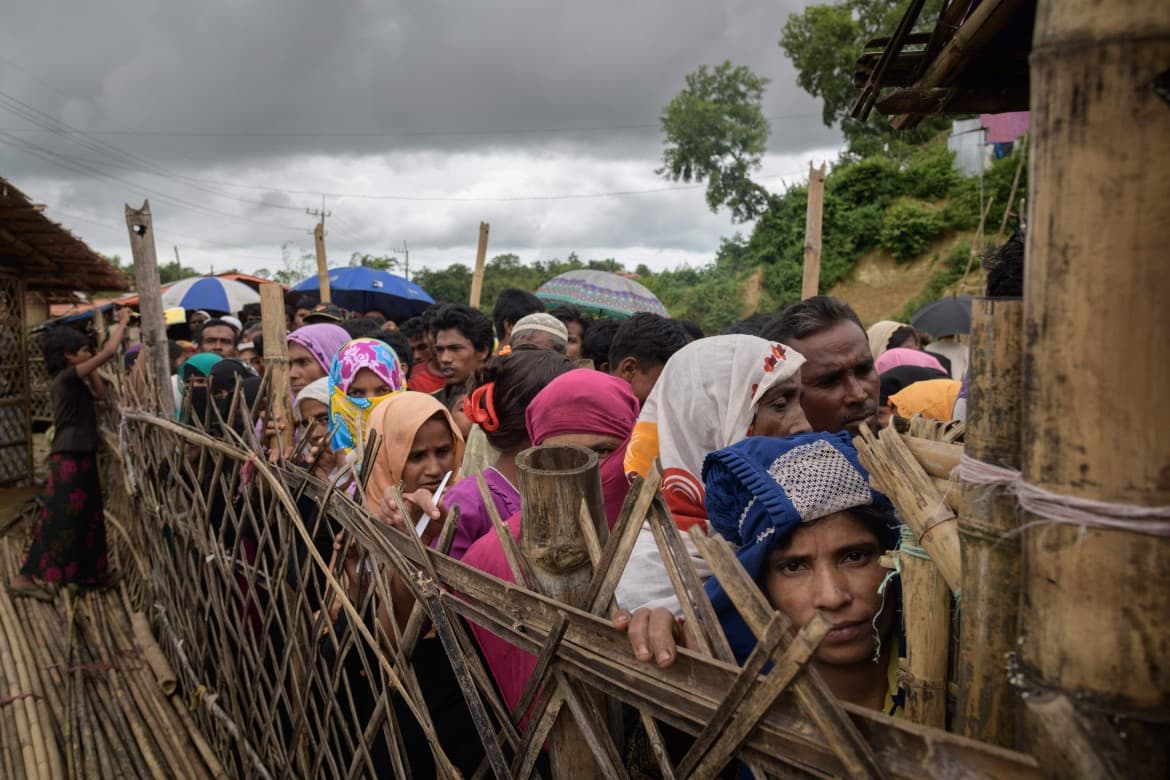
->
[701,431,896,663]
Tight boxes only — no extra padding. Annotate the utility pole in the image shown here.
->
[307,195,332,303]
[398,241,410,281]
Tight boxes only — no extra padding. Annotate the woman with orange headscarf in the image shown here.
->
[328,390,480,776]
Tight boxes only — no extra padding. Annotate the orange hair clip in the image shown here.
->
[463,383,501,431]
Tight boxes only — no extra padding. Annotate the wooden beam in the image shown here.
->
[891,0,1027,129]
[125,200,175,416]
[852,0,929,120]
[469,221,489,309]
[875,86,1029,115]
[801,162,827,300]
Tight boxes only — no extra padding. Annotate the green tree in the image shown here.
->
[411,264,473,305]
[780,0,947,155]
[659,61,770,223]
[350,252,399,272]
[158,259,200,284]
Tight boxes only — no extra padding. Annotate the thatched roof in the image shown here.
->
[853,0,1035,129]
[0,177,130,300]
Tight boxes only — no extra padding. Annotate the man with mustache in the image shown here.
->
[760,296,879,435]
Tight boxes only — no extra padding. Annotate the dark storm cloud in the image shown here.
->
[0,1,843,275]
[2,0,833,164]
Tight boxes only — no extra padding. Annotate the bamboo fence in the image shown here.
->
[43,362,1040,779]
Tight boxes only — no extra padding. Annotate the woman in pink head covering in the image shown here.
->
[461,370,640,714]
[287,323,350,396]
[874,346,947,375]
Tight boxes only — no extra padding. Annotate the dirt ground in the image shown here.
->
[829,233,972,326]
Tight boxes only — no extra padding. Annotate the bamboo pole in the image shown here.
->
[993,135,1027,247]
[855,426,962,593]
[469,221,489,309]
[125,201,175,416]
[515,444,607,779]
[955,297,1022,746]
[313,223,331,303]
[801,162,827,300]
[898,539,950,729]
[1021,2,1170,775]
[260,283,294,455]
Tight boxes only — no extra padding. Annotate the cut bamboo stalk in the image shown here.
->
[898,542,950,729]
[1021,2,1170,776]
[0,582,57,777]
[516,443,608,780]
[901,435,961,481]
[955,297,1022,747]
[130,612,178,696]
[855,426,962,593]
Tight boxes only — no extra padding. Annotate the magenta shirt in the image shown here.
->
[436,468,521,561]
[461,511,533,718]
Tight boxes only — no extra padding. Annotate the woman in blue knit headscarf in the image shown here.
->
[619,431,904,716]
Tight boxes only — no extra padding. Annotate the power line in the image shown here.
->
[0,112,821,139]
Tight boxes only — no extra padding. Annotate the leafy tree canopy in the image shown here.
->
[779,0,948,155]
[659,61,771,223]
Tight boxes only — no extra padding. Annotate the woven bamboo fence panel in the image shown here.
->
[101,377,1039,779]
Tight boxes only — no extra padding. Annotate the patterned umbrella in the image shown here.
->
[159,276,260,314]
[536,270,669,319]
[292,266,434,322]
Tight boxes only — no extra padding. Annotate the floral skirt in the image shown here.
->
[20,452,108,585]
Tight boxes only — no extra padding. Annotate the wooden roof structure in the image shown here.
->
[852,0,1035,129]
[0,177,130,300]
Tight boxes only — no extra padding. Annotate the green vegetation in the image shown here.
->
[401,142,1025,335]
[899,239,973,321]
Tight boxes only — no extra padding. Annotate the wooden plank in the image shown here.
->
[469,222,489,309]
[801,162,827,300]
[124,201,174,416]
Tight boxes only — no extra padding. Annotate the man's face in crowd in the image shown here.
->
[434,328,486,385]
[188,312,208,330]
[409,335,433,368]
[564,321,585,360]
[787,321,878,435]
[199,325,237,357]
[613,358,665,405]
[294,308,311,329]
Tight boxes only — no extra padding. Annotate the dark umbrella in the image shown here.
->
[292,267,434,322]
[911,295,973,338]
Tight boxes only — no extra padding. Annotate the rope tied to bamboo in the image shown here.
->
[954,453,1170,537]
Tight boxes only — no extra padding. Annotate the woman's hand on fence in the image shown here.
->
[613,608,687,668]
[375,489,446,544]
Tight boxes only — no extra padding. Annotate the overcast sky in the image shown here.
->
[0,0,841,281]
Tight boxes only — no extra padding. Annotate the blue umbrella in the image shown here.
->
[293,267,434,322]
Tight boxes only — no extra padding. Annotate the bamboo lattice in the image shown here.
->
[78,369,1039,779]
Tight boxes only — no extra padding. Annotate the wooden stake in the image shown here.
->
[469,221,489,309]
[955,297,1022,747]
[1021,2,1170,775]
[899,545,950,729]
[993,135,1027,247]
[260,282,293,455]
[801,162,827,300]
[125,200,175,416]
[515,444,607,779]
[313,223,330,303]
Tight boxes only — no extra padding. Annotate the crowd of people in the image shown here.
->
[10,248,1019,769]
